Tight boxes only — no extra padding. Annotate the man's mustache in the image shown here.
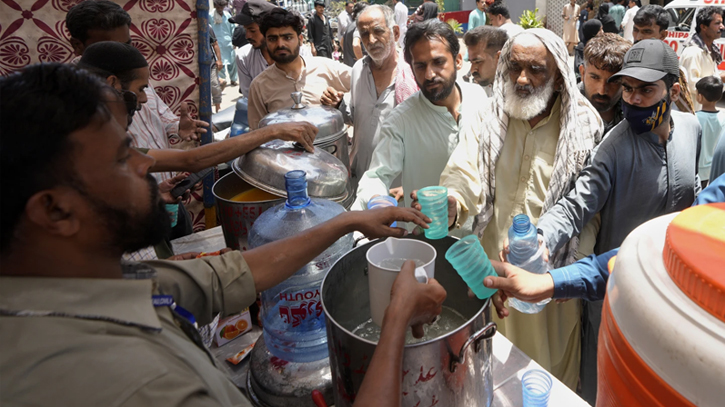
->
[424,77,445,87]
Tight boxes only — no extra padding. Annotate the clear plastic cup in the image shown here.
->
[368,195,398,227]
[521,369,552,407]
[417,186,448,240]
[445,235,498,299]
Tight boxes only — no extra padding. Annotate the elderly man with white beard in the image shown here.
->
[321,5,419,186]
[438,29,604,389]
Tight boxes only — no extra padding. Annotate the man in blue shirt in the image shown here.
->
[468,0,487,31]
[485,172,725,314]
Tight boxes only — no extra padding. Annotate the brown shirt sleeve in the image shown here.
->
[146,250,257,326]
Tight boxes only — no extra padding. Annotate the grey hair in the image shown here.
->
[359,4,396,31]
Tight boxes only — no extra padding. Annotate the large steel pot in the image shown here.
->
[258,92,350,172]
[212,172,284,250]
[321,235,497,407]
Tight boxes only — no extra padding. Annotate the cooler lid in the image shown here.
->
[663,203,725,323]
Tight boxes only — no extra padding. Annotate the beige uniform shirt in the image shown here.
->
[680,44,719,111]
[0,251,257,407]
[441,97,599,389]
[247,56,352,129]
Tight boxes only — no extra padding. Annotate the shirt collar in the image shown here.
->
[0,275,163,331]
[272,56,309,82]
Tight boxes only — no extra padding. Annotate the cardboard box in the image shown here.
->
[214,308,252,347]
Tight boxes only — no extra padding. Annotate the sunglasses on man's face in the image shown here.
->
[120,90,139,118]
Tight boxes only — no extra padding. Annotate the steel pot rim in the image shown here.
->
[321,238,492,349]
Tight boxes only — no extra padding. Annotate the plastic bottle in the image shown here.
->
[506,214,551,314]
[445,235,498,299]
[248,170,353,362]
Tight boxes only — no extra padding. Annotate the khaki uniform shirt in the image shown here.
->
[0,251,257,407]
[247,56,351,129]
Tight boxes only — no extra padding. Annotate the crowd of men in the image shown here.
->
[2,0,725,406]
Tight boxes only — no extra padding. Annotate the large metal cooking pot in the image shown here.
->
[258,92,349,172]
[321,235,497,407]
[212,172,284,250]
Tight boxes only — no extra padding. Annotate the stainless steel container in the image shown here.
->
[246,336,334,407]
[212,172,284,250]
[258,92,350,172]
[321,236,497,407]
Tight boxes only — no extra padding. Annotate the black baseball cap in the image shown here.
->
[608,39,680,83]
[314,0,325,6]
[229,0,278,26]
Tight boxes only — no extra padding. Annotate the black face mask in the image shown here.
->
[621,93,670,134]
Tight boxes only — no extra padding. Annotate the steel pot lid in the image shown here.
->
[258,92,346,145]
[232,139,350,201]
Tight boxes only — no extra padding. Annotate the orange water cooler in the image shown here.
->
[597,203,725,407]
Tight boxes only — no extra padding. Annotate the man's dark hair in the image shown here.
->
[634,5,670,32]
[0,63,111,253]
[662,73,679,90]
[487,1,510,19]
[696,76,724,102]
[346,1,354,6]
[696,6,724,34]
[351,2,369,21]
[404,19,460,65]
[630,0,641,7]
[259,8,305,36]
[77,41,148,89]
[463,26,508,54]
[66,0,132,43]
[584,32,631,72]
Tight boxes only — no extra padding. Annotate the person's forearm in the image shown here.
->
[353,310,407,407]
[242,212,357,293]
[147,128,273,172]
[214,43,222,64]
[353,40,363,60]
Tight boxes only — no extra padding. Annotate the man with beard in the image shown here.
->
[632,5,695,113]
[463,25,508,96]
[535,39,701,403]
[677,6,724,111]
[353,20,487,217]
[578,33,630,134]
[232,0,278,97]
[247,8,351,129]
[0,63,445,407]
[438,29,604,390]
[320,5,419,186]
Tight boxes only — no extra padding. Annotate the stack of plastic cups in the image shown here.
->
[417,186,449,240]
[445,235,498,299]
[521,369,552,407]
[367,195,398,227]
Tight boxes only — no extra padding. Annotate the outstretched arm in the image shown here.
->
[353,262,446,407]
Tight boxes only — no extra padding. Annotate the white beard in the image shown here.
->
[503,76,556,120]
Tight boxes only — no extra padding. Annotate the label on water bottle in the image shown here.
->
[276,288,323,328]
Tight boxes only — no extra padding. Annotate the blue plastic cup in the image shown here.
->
[417,186,448,240]
[367,195,398,227]
[165,203,179,228]
[445,235,498,299]
[522,369,552,407]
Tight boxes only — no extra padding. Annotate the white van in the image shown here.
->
[665,0,725,70]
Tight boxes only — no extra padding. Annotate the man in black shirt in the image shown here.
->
[308,0,333,58]
[418,0,439,21]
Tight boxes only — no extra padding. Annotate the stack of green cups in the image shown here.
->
[417,186,449,240]
[445,235,498,299]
